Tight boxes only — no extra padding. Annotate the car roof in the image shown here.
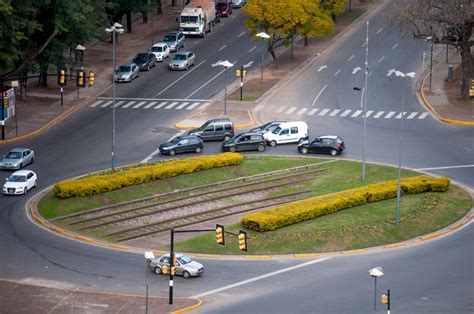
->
[237,132,263,136]
[175,51,191,55]
[9,148,28,152]
[318,135,340,140]
[119,63,135,67]
[152,42,167,47]
[165,31,182,35]
[208,118,231,123]
[11,170,34,176]
[177,135,200,140]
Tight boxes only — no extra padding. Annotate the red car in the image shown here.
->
[216,0,232,17]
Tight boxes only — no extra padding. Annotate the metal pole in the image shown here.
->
[112,30,116,171]
[149,0,154,46]
[446,44,448,64]
[362,20,369,181]
[169,229,174,305]
[396,79,405,226]
[1,79,4,140]
[60,86,64,106]
[429,40,433,91]
[260,38,264,81]
[145,259,149,314]
[224,67,227,115]
[374,276,377,311]
[387,289,391,314]
[240,65,243,101]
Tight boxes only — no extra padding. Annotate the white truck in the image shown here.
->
[179,0,218,38]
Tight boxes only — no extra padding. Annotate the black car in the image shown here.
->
[159,135,203,156]
[298,135,345,156]
[133,52,157,71]
[249,121,286,134]
[222,132,266,152]
[188,118,234,141]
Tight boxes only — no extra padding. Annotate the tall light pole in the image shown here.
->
[256,31,270,81]
[369,267,384,311]
[387,69,416,226]
[215,60,234,115]
[144,252,155,314]
[105,22,124,171]
[75,44,86,99]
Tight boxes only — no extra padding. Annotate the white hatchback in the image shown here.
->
[150,43,170,62]
[3,170,37,195]
[263,121,309,147]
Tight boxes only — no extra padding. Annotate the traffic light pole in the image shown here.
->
[1,79,4,140]
[240,65,243,101]
[387,289,391,314]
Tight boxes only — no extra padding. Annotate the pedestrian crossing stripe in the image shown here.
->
[307,108,318,116]
[133,101,147,108]
[352,110,362,117]
[329,109,340,116]
[101,101,113,108]
[297,108,308,115]
[384,111,396,119]
[373,111,384,118]
[144,101,157,109]
[122,101,135,108]
[187,102,201,110]
[340,110,351,117]
[287,107,297,114]
[319,109,330,116]
[176,102,189,109]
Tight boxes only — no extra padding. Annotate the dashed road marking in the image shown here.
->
[218,45,227,51]
[376,27,383,34]
[378,56,384,63]
[348,54,354,61]
[238,31,246,37]
[249,46,257,53]
[334,69,341,76]
[392,43,399,49]
[384,111,396,119]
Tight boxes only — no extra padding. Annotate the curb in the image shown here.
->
[171,298,203,314]
[174,109,255,129]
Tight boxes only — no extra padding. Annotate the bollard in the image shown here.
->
[447,65,454,82]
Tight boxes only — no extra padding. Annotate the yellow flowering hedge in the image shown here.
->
[241,175,450,232]
[54,153,243,199]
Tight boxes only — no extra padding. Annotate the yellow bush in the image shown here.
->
[54,153,243,199]
[241,175,450,232]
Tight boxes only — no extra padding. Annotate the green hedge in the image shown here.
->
[54,153,243,199]
[241,175,450,232]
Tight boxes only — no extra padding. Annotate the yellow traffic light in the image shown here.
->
[172,254,177,266]
[470,79,474,97]
[242,70,247,77]
[238,230,247,252]
[3,99,8,108]
[216,224,225,246]
[235,69,241,77]
[162,264,169,274]
[88,71,95,87]
[77,70,85,87]
[171,266,176,276]
[58,69,66,86]
[381,294,388,304]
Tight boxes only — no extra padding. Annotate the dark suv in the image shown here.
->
[159,135,203,156]
[297,135,345,156]
[222,132,266,152]
[188,118,234,141]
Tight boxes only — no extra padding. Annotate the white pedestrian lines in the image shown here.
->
[133,101,146,109]
[307,108,318,116]
[376,27,384,34]
[418,112,429,119]
[384,111,396,119]
[334,69,341,76]
[329,109,340,116]
[373,111,385,119]
[198,102,211,110]
[144,101,157,109]
[396,112,406,119]
[100,100,113,108]
[276,106,286,113]
[165,101,179,109]
[122,101,136,108]
[406,112,418,119]
[318,109,330,116]
[115,101,125,108]
[286,107,298,114]
[155,101,167,109]
[351,110,362,117]
[176,102,189,109]
[91,100,103,107]
[187,102,201,110]
[392,43,399,49]
[297,108,308,115]
[365,110,373,118]
[341,110,351,117]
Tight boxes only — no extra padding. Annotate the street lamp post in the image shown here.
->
[144,251,155,314]
[369,267,384,311]
[105,23,124,171]
[215,60,234,115]
[256,32,270,81]
[75,44,86,99]
[353,87,366,181]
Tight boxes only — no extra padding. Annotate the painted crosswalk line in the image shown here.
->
[122,101,136,108]
[318,109,330,116]
[187,102,201,110]
[144,101,157,109]
[307,108,318,116]
[384,111,396,119]
[406,112,418,119]
[176,102,189,110]
[286,107,298,114]
[340,110,351,117]
[100,101,113,108]
[155,101,168,109]
[352,110,362,118]
[329,109,340,116]
[165,102,179,109]
[91,100,103,107]
[133,101,147,109]
[373,111,384,118]
[297,108,308,115]
[418,112,429,119]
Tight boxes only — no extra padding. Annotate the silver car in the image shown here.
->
[0,148,35,170]
[149,253,204,278]
[114,63,139,82]
[168,51,195,71]
[162,31,185,52]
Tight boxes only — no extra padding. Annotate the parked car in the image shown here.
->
[249,121,286,134]
[222,132,266,152]
[0,148,34,170]
[298,135,345,156]
[216,0,233,17]
[114,63,139,82]
[159,135,203,156]
[231,0,245,8]
[168,51,195,70]
[149,43,170,62]
[148,253,204,279]
[162,31,185,52]
[263,121,309,147]
[132,52,157,71]
[188,118,234,141]
[3,170,37,195]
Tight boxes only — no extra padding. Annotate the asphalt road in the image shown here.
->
[0,3,472,313]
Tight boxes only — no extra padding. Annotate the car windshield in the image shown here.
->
[181,16,198,23]
[272,126,282,134]
[134,54,148,62]
[177,256,192,265]
[173,54,187,60]
[117,65,131,72]
[5,152,21,159]
[163,35,176,42]
[216,3,227,8]
[151,46,163,52]
[9,175,26,182]
[169,137,182,144]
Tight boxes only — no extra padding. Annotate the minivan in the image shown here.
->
[263,121,309,147]
[188,118,234,141]
[162,31,185,52]
[222,132,266,152]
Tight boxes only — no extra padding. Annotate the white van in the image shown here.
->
[263,121,309,147]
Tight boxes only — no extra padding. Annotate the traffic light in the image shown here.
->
[3,99,8,108]
[171,266,176,276]
[238,230,247,252]
[381,294,388,304]
[162,264,169,274]
[171,254,177,266]
[242,70,247,77]
[470,79,474,97]
[88,71,95,87]
[235,69,241,77]
[58,69,67,86]
[216,224,225,246]
[77,70,85,87]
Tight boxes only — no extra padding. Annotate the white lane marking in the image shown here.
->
[396,111,407,119]
[276,106,285,113]
[352,67,362,74]
[365,110,373,118]
[176,102,189,110]
[192,257,332,299]
[122,101,136,108]
[198,102,211,110]
[392,43,399,49]
[352,110,362,117]
[186,59,237,99]
[90,100,103,107]
[238,31,246,37]
[100,101,113,108]
[368,71,373,77]
[286,107,298,114]
[115,101,125,108]
[340,110,351,117]
[133,101,146,109]
[307,108,318,116]
[231,15,236,19]
[362,42,367,47]
[218,45,227,51]
[319,108,330,116]
[406,112,418,119]
[329,109,340,116]
[187,102,201,110]
[378,56,384,63]
[155,60,207,97]
[155,101,168,109]
[317,65,327,72]
[418,112,429,119]
[194,41,199,45]
[141,130,185,163]
[348,54,355,61]
[144,101,157,109]
[373,111,385,118]
[311,84,327,107]
[376,27,383,34]
[98,96,209,102]
[297,108,308,115]
[334,69,341,76]
[165,101,179,109]
[417,164,474,171]
[249,46,257,53]
[384,111,396,119]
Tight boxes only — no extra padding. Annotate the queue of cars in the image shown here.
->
[1,148,38,196]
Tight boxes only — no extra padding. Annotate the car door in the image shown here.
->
[164,44,170,58]
[289,126,299,142]
[201,125,215,140]
[25,150,32,164]
[26,172,34,189]
[278,128,291,143]
[22,151,28,165]
[214,123,224,140]
[188,52,195,66]
[309,139,322,153]
[178,139,190,153]
[178,33,184,49]
[321,139,333,154]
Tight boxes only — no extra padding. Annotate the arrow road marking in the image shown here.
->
[352,67,361,74]
[311,84,327,107]
[317,65,327,72]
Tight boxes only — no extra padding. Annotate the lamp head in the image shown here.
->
[369,267,384,277]
[256,31,270,39]
[144,251,155,260]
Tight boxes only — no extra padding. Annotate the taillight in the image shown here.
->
[336,143,341,149]
[232,124,235,135]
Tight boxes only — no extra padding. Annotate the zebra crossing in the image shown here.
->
[89,99,211,111]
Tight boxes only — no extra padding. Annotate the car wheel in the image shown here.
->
[270,140,277,147]
[330,149,338,156]
[195,146,202,153]
[154,267,162,275]
[169,149,176,156]
[183,271,191,279]
[23,187,27,195]
[224,135,231,141]
[300,147,308,154]
[257,145,265,152]
[230,146,236,153]
[185,64,189,70]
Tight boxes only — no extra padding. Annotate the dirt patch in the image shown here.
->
[444,63,474,109]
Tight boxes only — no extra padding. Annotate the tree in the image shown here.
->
[320,0,346,22]
[243,0,333,68]
[392,0,473,100]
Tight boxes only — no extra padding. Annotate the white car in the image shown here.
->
[148,253,204,278]
[3,170,37,195]
[263,121,309,147]
[150,43,170,62]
